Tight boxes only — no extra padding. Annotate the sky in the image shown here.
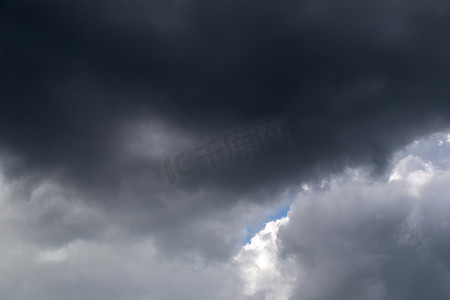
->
[0,0,450,299]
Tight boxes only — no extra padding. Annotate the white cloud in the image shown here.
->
[388,154,435,196]
[37,244,75,263]
[235,217,297,300]
[301,183,310,191]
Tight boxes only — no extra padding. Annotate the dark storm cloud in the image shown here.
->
[1,0,449,197]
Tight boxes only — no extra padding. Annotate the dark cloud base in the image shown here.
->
[1,0,449,196]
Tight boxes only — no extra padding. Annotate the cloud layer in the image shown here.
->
[1,0,450,194]
[1,0,450,299]
[1,130,450,299]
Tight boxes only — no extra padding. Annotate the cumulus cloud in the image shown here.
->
[275,135,450,299]
[0,170,245,300]
[235,217,297,300]
[1,128,449,300]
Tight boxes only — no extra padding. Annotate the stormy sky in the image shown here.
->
[0,0,449,299]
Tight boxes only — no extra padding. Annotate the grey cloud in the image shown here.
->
[278,156,450,299]
[1,1,450,299]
